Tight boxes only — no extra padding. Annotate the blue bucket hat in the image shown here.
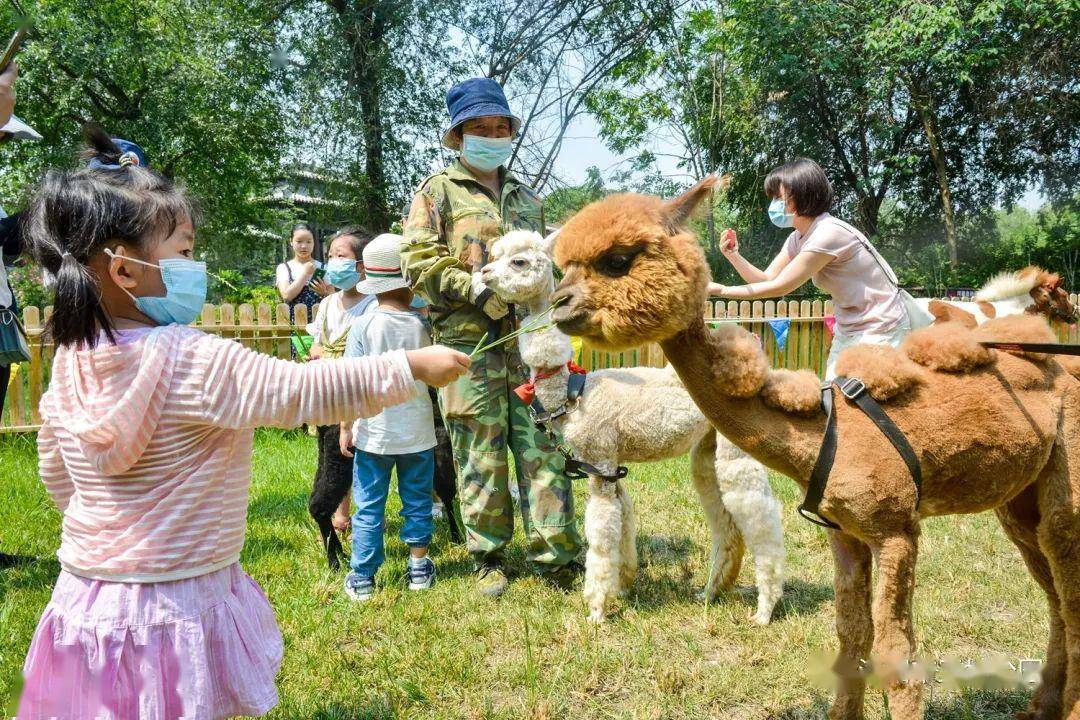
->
[442,77,521,149]
[88,137,148,170]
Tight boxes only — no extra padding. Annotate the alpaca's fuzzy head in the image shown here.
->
[481,230,555,305]
[549,177,716,350]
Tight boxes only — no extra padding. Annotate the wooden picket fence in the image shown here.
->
[3,295,1078,433]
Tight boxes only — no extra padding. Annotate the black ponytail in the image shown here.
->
[24,125,199,348]
[78,124,126,167]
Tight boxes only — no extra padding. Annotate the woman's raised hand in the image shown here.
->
[311,278,335,297]
[406,346,471,387]
[720,228,739,258]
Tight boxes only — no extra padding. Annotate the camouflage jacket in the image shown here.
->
[401,160,545,347]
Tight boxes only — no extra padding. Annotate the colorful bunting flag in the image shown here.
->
[767,319,790,352]
[824,315,836,336]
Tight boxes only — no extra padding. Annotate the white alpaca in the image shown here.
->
[481,231,786,624]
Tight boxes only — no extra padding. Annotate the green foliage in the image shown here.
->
[207,268,280,306]
[586,0,1079,284]
[0,0,287,279]
[6,262,48,310]
[544,166,606,224]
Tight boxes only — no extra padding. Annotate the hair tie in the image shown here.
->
[118,151,140,168]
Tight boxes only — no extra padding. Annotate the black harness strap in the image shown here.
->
[979,341,1080,356]
[527,369,627,482]
[800,376,923,530]
[801,381,839,528]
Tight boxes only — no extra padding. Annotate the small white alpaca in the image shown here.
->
[482,231,786,624]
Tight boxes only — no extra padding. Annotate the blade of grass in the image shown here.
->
[470,332,489,357]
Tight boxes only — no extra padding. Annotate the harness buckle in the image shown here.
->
[839,377,866,400]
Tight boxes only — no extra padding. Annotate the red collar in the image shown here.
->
[514,361,586,405]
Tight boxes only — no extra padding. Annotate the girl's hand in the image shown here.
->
[720,228,739,258]
[312,278,334,297]
[301,261,317,280]
[308,344,324,361]
[406,345,471,387]
[339,426,354,458]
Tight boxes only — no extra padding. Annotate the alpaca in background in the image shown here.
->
[482,231,786,624]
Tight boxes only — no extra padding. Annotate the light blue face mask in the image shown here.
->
[461,134,513,172]
[325,257,361,290]
[409,294,428,309]
[105,248,207,326]
[768,198,795,228]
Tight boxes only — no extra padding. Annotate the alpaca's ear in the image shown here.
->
[540,228,560,259]
[662,175,722,231]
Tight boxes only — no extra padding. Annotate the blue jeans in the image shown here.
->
[350,448,435,577]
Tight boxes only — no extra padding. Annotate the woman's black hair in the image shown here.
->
[290,222,314,240]
[327,224,374,260]
[24,124,199,349]
[763,158,834,217]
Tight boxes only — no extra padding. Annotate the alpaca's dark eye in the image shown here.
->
[511,258,528,269]
[598,253,634,277]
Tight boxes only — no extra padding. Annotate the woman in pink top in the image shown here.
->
[709,158,917,378]
[16,129,470,720]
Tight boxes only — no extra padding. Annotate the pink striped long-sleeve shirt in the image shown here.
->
[37,324,416,582]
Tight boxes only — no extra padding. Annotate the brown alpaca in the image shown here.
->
[548,176,1080,720]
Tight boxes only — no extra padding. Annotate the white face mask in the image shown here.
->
[104,248,207,326]
[461,134,513,172]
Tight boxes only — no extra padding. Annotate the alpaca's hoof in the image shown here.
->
[695,587,719,603]
[751,608,773,626]
[588,609,606,624]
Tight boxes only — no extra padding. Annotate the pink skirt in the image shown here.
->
[17,563,282,720]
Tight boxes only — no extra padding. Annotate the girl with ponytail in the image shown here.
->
[17,126,471,719]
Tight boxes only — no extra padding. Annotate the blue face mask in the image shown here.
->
[325,257,361,290]
[410,294,428,309]
[105,248,207,326]
[768,198,795,228]
[461,134,513,172]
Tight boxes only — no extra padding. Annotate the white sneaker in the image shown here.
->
[431,501,445,520]
[344,572,375,601]
[408,557,436,590]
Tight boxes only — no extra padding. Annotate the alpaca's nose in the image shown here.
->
[550,282,583,319]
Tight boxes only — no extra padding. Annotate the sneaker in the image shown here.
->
[408,557,436,590]
[343,572,375,601]
[476,562,508,598]
[431,501,445,520]
[542,560,585,591]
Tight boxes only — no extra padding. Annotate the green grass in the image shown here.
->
[0,429,1046,719]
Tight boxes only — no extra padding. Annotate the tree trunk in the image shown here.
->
[911,82,958,268]
[706,191,718,257]
[332,0,392,230]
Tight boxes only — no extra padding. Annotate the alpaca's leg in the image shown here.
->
[869,532,922,720]
[690,432,744,599]
[583,476,623,623]
[828,530,873,720]
[713,433,785,625]
[996,485,1063,720]
[1035,436,1080,720]
[616,480,638,592]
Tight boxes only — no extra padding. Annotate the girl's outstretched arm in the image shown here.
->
[196,335,468,430]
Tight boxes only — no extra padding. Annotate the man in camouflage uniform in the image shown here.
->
[401,77,583,597]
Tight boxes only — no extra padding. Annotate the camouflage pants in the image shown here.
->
[438,345,582,570]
